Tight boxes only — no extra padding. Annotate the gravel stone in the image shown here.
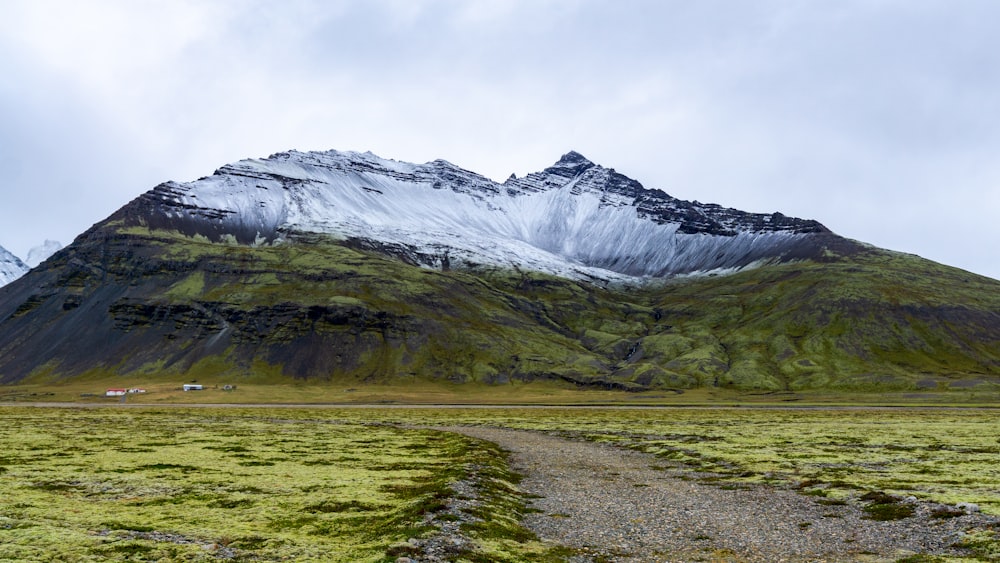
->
[445,426,999,563]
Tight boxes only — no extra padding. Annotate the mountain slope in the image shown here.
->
[0,149,997,391]
[119,149,850,282]
[0,245,28,287]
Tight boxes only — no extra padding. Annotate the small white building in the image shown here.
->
[127,388,147,394]
[182,384,204,391]
[106,388,127,397]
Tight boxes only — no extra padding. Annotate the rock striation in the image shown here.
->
[118,149,852,282]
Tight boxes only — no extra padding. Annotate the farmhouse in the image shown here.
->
[128,388,146,394]
[105,388,127,397]
[182,384,204,391]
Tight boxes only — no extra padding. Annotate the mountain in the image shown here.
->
[0,240,63,288]
[121,150,848,282]
[0,149,997,392]
[25,240,62,268]
[0,245,28,287]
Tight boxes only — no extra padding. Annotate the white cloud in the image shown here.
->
[0,0,997,279]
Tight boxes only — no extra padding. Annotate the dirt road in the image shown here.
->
[446,426,992,562]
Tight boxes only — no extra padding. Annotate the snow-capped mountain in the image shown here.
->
[0,245,28,287]
[120,149,842,282]
[1,148,997,389]
[25,240,62,268]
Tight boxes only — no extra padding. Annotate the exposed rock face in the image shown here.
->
[0,245,28,287]
[116,149,854,282]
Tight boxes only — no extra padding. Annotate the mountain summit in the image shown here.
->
[119,149,847,282]
[0,149,997,391]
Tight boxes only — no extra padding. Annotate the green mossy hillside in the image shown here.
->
[0,227,997,392]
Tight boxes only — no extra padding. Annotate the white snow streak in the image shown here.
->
[158,150,809,283]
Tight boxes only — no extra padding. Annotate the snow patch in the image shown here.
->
[141,149,827,283]
[0,244,28,287]
[26,240,62,268]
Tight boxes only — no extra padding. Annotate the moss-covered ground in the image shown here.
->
[0,407,558,562]
[1,406,997,561]
[321,406,1000,516]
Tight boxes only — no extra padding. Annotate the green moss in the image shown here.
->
[955,529,1000,561]
[0,408,487,562]
[863,502,914,521]
[21,226,998,392]
[894,555,946,563]
[163,271,206,300]
[640,333,695,360]
[3,407,1000,560]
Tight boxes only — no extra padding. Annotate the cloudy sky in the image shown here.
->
[1,0,998,280]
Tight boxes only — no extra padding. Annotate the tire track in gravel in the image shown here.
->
[443,426,994,563]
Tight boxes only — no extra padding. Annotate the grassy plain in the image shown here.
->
[0,407,556,562]
[3,377,999,407]
[1,406,998,561]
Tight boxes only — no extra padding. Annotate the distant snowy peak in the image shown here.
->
[117,148,848,282]
[0,240,60,287]
[0,245,28,287]
[26,240,62,268]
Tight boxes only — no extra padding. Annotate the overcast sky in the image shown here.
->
[1,0,998,280]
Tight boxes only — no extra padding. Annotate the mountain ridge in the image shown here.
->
[113,149,852,282]
[0,244,28,287]
[0,148,997,391]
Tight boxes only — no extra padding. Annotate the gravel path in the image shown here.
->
[444,426,996,563]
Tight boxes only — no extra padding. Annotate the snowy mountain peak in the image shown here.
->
[116,148,844,283]
[0,244,28,287]
[544,151,596,178]
[26,240,62,268]
[558,150,591,164]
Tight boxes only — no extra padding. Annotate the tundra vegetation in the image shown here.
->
[0,406,997,561]
[0,407,557,562]
[3,227,999,393]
